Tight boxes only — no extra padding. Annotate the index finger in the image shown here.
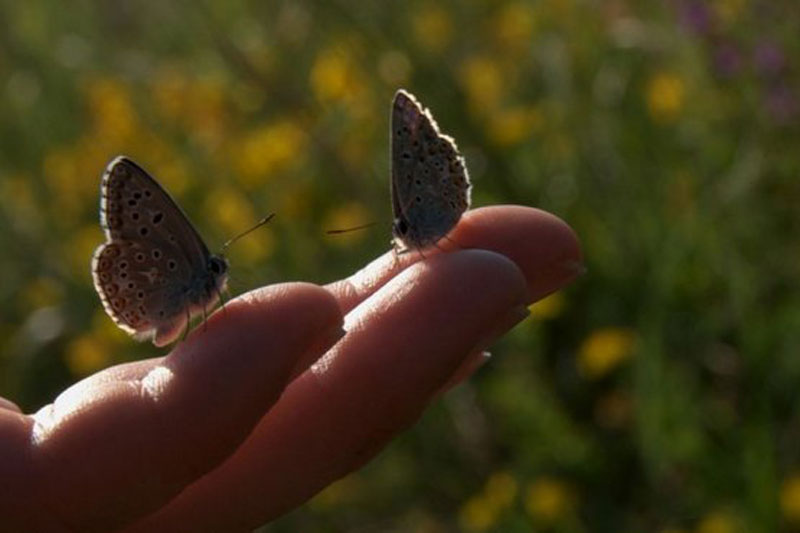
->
[326,205,583,312]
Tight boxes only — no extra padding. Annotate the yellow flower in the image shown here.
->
[22,278,64,310]
[696,510,740,533]
[487,106,543,147]
[458,495,495,532]
[578,327,636,379]
[64,225,103,281]
[524,477,575,523]
[529,292,565,320]
[378,50,412,86]
[150,158,189,197]
[542,0,575,20]
[187,79,229,149]
[412,4,453,53]
[233,121,306,186]
[323,202,372,248]
[713,0,745,27]
[43,148,88,216]
[492,2,536,53]
[65,334,112,376]
[311,49,350,102]
[781,475,800,524]
[484,471,517,510]
[84,77,138,143]
[646,72,685,123]
[310,44,366,106]
[458,472,518,531]
[91,308,129,343]
[459,56,504,115]
[277,182,314,220]
[151,72,228,149]
[0,173,41,228]
[151,68,188,124]
[205,185,257,238]
[205,186,274,264]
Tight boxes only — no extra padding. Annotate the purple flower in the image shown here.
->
[754,41,785,76]
[678,1,712,34]
[764,84,798,124]
[714,42,743,78]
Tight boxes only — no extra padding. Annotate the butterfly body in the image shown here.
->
[92,156,228,347]
[390,89,471,253]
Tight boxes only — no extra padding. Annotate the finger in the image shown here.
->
[440,349,492,393]
[125,250,533,531]
[326,205,583,313]
[23,283,343,532]
[0,410,57,531]
[0,396,22,413]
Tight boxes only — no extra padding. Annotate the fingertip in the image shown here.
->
[158,283,346,434]
[174,282,343,369]
[0,396,22,413]
[456,205,584,301]
[416,248,529,308]
[315,248,529,411]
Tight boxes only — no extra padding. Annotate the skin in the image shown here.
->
[0,206,582,532]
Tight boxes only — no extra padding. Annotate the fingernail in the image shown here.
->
[441,350,492,393]
[560,259,587,278]
[549,258,586,290]
[321,325,347,348]
[290,325,346,380]
[473,304,530,354]
[530,258,585,302]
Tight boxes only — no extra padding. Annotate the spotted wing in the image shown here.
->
[91,156,215,344]
[390,89,471,249]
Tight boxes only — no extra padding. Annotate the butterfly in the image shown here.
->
[390,89,471,253]
[91,156,229,347]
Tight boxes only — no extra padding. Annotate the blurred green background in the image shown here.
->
[1,0,799,531]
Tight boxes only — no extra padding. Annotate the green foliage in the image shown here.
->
[1,0,799,531]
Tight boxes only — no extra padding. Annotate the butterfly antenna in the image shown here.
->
[221,213,276,253]
[326,221,378,235]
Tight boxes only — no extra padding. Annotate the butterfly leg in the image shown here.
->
[390,242,403,268]
[181,307,191,343]
[216,287,228,313]
[442,234,462,250]
[201,303,209,332]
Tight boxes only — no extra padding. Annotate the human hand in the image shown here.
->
[0,205,582,532]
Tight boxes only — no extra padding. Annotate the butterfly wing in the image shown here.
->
[92,241,191,343]
[99,156,211,263]
[92,156,224,345]
[390,90,471,250]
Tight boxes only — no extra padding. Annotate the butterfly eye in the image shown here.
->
[208,257,227,275]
